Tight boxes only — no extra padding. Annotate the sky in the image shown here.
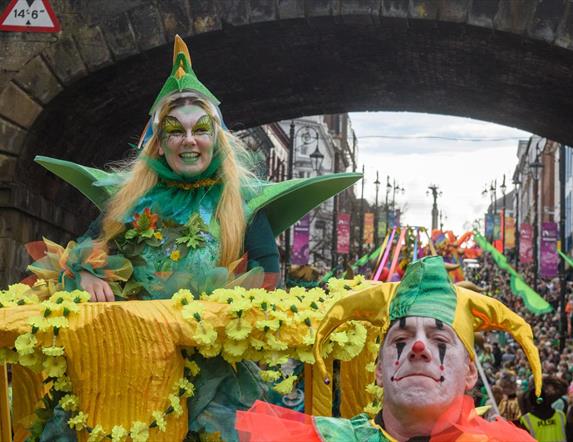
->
[349,112,532,235]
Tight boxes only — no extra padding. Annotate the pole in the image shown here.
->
[559,144,567,351]
[284,120,295,287]
[502,178,506,253]
[374,171,380,247]
[385,175,390,236]
[331,151,339,269]
[515,181,520,271]
[533,172,539,292]
[358,165,365,257]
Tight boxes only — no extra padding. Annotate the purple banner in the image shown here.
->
[540,222,558,279]
[337,213,350,254]
[519,223,533,264]
[485,213,494,240]
[292,214,310,265]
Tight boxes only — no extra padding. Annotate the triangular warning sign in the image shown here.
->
[0,0,60,33]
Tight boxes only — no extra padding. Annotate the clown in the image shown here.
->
[236,256,540,441]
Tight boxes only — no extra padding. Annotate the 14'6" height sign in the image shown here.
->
[0,0,60,33]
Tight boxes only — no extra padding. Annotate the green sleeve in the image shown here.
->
[244,211,280,273]
[313,414,388,442]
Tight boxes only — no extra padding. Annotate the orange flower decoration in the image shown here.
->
[132,208,159,232]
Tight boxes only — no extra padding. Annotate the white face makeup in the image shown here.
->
[376,316,478,414]
[158,104,215,177]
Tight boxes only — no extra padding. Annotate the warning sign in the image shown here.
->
[0,0,60,33]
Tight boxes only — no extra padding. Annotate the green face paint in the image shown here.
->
[158,105,216,177]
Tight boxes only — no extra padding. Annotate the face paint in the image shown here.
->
[399,318,406,329]
[158,104,215,177]
[379,317,476,413]
[436,319,443,329]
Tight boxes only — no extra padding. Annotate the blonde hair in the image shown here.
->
[98,96,255,266]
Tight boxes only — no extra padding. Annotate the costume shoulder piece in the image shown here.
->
[35,155,361,236]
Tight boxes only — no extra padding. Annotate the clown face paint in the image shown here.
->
[158,104,215,177]
[377,316,477,415]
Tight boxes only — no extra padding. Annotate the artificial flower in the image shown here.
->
[153,231,163,240]
[111,425,129,442]
[181,302,205,322]
[129,421,149,442]
[296,348,315,364]
[170,250,181,262]
[54,375,73,392]
[198,340,221,358]
[363,401,381,416]
[133,208,159,232]
[366,383,384,398]
[70,290,91,303]
[152,410,167,432]
[262,351,289,367]
[87,424,106,442]
[172,289,194,307]
[194,322,217,346]
[47,316,69,329]
[18,351,40,368]
[14,333,37,356]
[184,359,200,376]
[273,375,298,395]
[366,362,377,373]
[59,394,79,412]
[223,339,248,358]
[42,346,64,357]
[68,411,88,431]
[255,319,280,332]
[29,316,51,332]
[176,378,195,398]
[228,297,251,314]
[43,356,67,378]
[0,348,18,364]
[168,394,183,417]
[329,331,349,345]
[265,334,288,351]
[259,370,281,382]
[225,318,252,340]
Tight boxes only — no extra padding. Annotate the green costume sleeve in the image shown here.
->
[244,211,279,273]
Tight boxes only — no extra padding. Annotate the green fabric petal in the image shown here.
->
[314,414,387,442]
[473,232,552,315]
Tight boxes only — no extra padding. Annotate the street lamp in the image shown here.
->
[427,185,441,231]
[500,174,507,253]
[374,172,381,246]
[358,165,366,257]
[385,176,392,235]
[284,121,322,286]
[529,155,543,292]
[513,176,521,270]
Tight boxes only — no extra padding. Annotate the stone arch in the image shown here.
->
[2,0,573,283]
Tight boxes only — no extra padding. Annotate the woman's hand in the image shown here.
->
[79,271,115,302]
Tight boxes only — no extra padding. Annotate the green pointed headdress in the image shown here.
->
[149,35,220,116]
[313,256,543,397]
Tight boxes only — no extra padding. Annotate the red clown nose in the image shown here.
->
[412,340,425,353]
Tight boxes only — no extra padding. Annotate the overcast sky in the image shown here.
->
[349,112,532,235]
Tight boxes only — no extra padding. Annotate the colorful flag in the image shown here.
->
[505,216,516,249]
[292,214,310,265]
[520,224,533,264]
[540,222,558,279]
[363,213,374,245]
[337,213,350,254]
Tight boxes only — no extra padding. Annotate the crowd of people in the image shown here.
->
[468,254,573,439]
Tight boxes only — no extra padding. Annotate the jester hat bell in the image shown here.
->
[313,256,542,397]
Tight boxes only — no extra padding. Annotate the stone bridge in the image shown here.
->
[1,0,573,284]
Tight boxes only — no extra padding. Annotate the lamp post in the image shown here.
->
[559,144,567,351]
[358,165,366,257]
[331,151,339,270]
[427,185,441,231]
[385,176,391,235]
[374,171,381,246]
[501,175,507,253]
[284,121,321,286]
[529,154,543,293]
[513,177,521,271]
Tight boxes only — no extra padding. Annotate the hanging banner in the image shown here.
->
[363,212,374,245]
[520,223,533,264]
[378,220,386,238]
[493,214,501,241]
[485,213,494,240]
[505,216,516,249]
[540,222,558,279]
[337,213,350,254]
[292,214,310,265]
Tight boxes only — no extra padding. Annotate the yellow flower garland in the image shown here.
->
[0,276,373,439]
